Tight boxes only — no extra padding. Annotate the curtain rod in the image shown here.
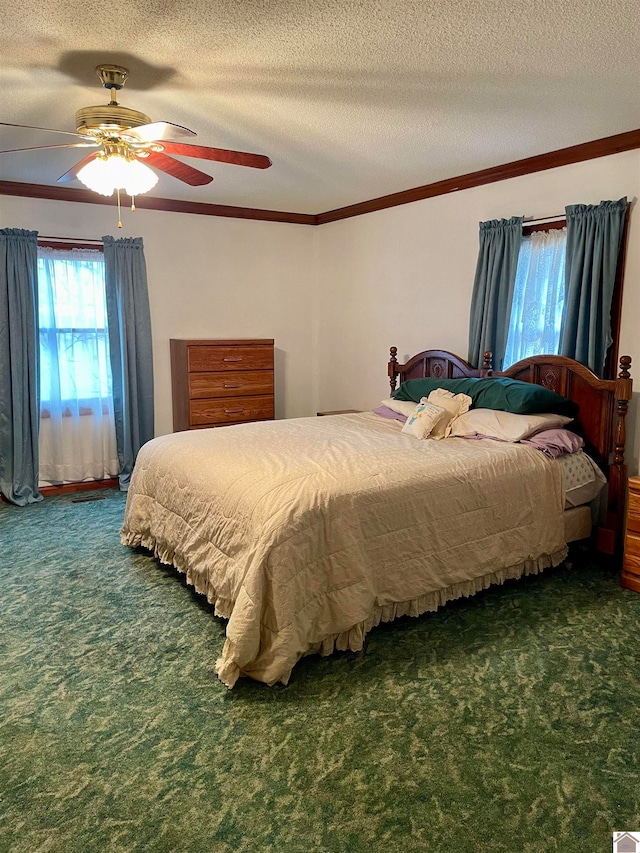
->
[522,213,566,225]
[38,235,103,245]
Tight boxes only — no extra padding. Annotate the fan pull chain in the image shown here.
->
[116,188,123,229]
[131,196,136,212]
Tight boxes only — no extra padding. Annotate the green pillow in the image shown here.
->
[393,378,479,402]
[393,376,577,417]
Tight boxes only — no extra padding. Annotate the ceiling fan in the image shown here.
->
[0,64,272,223]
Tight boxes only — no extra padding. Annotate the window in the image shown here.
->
[37,246,118,485]
[38,248,112,412]
[503,226,566,369]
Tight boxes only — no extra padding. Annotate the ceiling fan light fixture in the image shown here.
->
[0,63,272,224]
[77,151,158,197]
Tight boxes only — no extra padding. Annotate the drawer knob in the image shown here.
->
[223,357,243,362]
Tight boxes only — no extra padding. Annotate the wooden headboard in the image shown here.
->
[388,347,490,393]
[388,347,633,556]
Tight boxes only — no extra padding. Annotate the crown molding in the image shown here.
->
[316,127,640,224]
[1,126,639,226]
[0,180,317,225]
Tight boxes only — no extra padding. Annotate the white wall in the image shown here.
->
[316,150,640,471]
[0,195,317,436]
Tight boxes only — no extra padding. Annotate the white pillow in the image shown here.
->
[449,408,573,442]
[381,398,421,418]
[401,400,447,439]
[426,389,473,439]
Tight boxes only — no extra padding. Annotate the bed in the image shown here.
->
[121,348,632,688]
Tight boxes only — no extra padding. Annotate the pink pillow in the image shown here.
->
[520,428,584,458]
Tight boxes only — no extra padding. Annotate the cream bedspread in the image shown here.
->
[121,412,567,687]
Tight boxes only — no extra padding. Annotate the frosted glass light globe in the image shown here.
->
[77,154,158,196]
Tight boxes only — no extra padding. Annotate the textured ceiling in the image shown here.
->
[1,0,639,215]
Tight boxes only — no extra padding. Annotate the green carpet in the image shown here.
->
[1,490,639,853]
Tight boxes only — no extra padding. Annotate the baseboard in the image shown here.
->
[39,478,119,497]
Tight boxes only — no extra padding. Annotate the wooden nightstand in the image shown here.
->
[316,409,362,416]
[622,475,640,593]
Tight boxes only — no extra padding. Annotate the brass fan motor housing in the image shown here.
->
[75,105,152,137]
[96,64,129,90]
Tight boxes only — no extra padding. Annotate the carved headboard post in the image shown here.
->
[615,356,632,462]
[388,346,399,394]
[612,357,632,548]
[482,351,493,376]
[597,355,633,555]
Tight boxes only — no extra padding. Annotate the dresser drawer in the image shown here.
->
[189,396,274,426]
[623,532,640,578]
[622,478,640,592]
[188,370,274,399]
[187,345,274,373]
[624,529,640,558]
[626,490,640,534]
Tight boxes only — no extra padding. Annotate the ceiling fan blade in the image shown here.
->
[142,151,213,186]
[57,153,99,183]
[159,141,272,169]
[0,142,98,154]
[123,121,197,143]
[0,120,87,140]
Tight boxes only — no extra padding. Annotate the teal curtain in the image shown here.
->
[467,216,523,370]
[560,198,627,375]
[0,228,42,505]
[103,236,154,490]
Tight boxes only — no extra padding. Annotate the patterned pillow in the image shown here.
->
[426,389,473,439]
[401,399,447,439]
[559,450,607,507]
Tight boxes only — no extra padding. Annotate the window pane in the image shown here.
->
[504,228,567,369]
[37,250,112,405]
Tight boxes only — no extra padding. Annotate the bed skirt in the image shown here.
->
[123,527,567,688]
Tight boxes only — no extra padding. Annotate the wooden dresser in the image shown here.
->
[170,338,274,431]
[622,475,640,593]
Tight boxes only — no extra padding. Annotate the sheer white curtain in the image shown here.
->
[504,228,567,369]
[38,247,119,484]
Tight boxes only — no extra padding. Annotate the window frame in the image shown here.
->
[37,239,110,418]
